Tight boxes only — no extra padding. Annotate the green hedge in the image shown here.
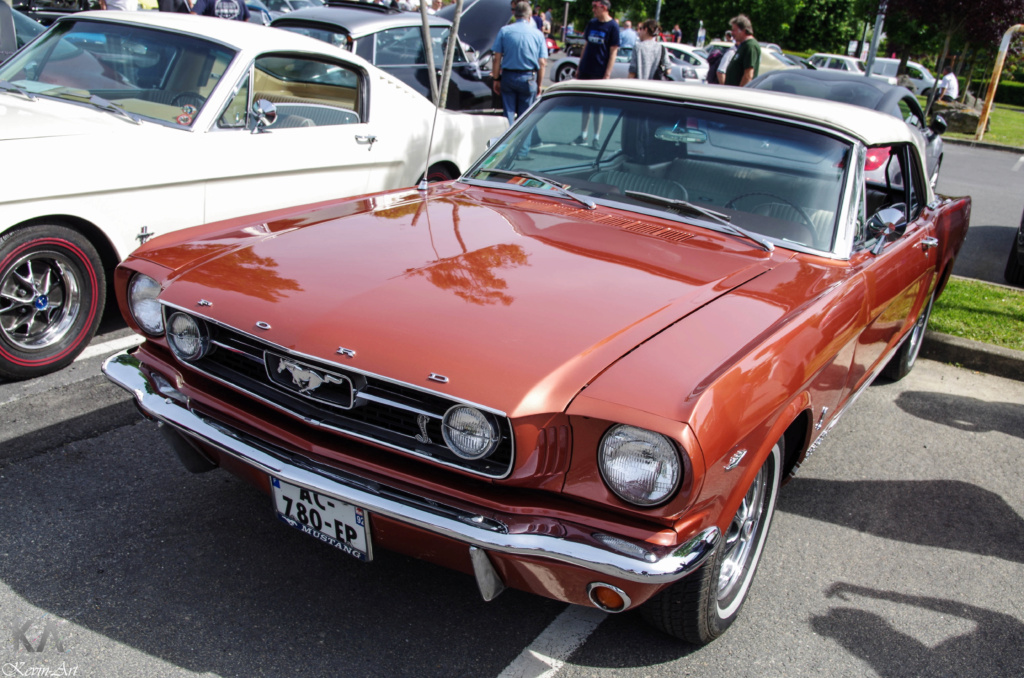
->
[970,79,1024,106]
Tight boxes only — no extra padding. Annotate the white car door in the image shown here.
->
[201,54,400,224]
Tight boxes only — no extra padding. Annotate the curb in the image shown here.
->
[943,137,1023,154]
[921,330,1024,382]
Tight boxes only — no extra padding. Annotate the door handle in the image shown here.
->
[921,236,939,251]
[355,134,377,149]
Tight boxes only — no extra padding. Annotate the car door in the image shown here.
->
[202,53,391,223]
[845,143,938,392]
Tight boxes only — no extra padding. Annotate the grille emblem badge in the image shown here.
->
[277,358,346,395]
[415,414,432,444]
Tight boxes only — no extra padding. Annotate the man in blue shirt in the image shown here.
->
[492,1,548,128]
[619,20,637,50]
[573,0,618,146]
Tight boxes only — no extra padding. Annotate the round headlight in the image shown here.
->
[599,425,681,506]
[128,274,163,335]
[442,406,499,460]
[166,312,210,362]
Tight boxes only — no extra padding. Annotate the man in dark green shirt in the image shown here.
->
[724,14,760,86]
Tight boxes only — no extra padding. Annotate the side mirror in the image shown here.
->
[867,205,908,255]
[251,98,277,134]
[929,115,947,135]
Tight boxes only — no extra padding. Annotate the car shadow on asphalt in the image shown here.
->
[777,478,1024,564]
[810,583,1024,677]
[0,421,565,677]
[894,390,1024,439]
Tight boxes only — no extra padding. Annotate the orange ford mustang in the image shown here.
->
[104,80,970,645]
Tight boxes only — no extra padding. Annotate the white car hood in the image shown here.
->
[0,95,150,141]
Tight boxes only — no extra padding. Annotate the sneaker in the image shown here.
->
[591,135,601,148]
[572,134,588,145]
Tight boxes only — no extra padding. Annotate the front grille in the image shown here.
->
[167,308,515,478]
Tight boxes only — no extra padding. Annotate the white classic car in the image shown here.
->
[0,11,506,380]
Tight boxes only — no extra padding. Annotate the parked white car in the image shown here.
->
[550,45,702,83]
[808,53,897,85]
[661,43,710,82]
[0,11,506,380]
[871,58,936,96]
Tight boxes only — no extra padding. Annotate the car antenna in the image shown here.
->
[418,0,466,192]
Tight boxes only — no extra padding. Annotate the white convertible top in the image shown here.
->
[545,79,919,148]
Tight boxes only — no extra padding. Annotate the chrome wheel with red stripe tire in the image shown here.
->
[0,226,105,380]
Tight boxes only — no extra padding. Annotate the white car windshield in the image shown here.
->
[0,19,237,127]
[466,93,852,253]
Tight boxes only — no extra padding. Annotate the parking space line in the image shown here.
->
[1013,155,1024,172]
[74,334,143,363]
[497,606,606,678]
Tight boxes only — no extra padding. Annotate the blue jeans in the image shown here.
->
[500,71,538,125]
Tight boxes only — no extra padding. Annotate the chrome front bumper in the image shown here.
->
[104,350,719,590]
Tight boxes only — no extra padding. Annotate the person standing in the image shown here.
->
[671,24,682,43]
[937,66,959,102]
[723,14,759,86]
[619,19,637,49]
[492,1,548,127]
[628,19,669,80]
[572,0,618,146]
[192,0,250,20]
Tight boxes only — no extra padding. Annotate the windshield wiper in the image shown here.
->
[476,168,596,210]
[86,94,142,125]
[0,80,37,102]
[625,190,774,252]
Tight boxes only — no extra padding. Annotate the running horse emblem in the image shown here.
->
[276,358,347,395]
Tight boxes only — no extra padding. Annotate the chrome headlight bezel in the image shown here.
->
[598,424,682,507]
[442,405,500,460]
[128,273,164,336]
[166,312,211,362]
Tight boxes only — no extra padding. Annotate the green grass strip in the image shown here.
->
[931,277,1024,352]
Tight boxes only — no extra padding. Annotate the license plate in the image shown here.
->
[271,477,372,562]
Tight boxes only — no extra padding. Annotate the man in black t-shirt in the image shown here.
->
[572,0,618,146]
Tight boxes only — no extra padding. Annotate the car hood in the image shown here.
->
[150,184,783,417]
[0,95,144,141]
[439,0,510,54]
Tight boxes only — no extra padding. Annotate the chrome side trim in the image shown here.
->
[104,350,719,585]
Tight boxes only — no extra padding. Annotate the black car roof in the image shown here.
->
[747,69,922,121]
[271,3,452,37]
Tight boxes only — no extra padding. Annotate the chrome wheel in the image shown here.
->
[0,250,82,351]
[555,63,576,82]
[718,462,767,603]
[903,292,933,369]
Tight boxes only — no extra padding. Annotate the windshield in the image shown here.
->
[0,19,237,127]
[466,94,851,252]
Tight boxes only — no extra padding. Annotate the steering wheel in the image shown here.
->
[172,92,206,109]
[724,191,819,245]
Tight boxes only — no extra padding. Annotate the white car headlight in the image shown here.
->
[166,312,210,362]
[442,405,499,460]
[599,425,681,506]
[128,274,163,335]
